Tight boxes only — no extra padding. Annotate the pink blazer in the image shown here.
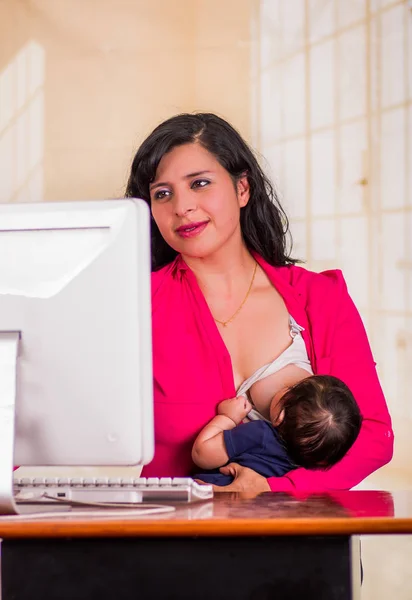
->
[143,253,394,491]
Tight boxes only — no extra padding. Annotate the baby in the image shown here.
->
[192,373,362,486]
[193,315,363,485]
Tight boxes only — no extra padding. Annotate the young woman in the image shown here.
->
[125,112,393,493]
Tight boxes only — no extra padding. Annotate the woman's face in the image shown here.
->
[149,143,249,259]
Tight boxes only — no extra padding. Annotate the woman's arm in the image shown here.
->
[192,396,252,469]
[268,271,394,492]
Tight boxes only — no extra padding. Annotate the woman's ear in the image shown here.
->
[236,173,250,208]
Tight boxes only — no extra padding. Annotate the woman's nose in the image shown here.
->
[173,189,197,217]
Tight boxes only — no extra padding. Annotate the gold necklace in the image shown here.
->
[214,261,258,327]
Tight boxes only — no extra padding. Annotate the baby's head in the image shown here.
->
[272,375,362,470]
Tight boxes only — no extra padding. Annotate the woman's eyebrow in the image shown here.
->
[183,170,213,179]
[150,170,213,191]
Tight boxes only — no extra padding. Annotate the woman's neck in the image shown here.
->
[182,242,256,298]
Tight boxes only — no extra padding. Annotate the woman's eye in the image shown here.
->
[153,189,170,201]
[191,179,210,189]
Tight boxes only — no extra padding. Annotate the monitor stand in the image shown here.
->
[0,332,20,515]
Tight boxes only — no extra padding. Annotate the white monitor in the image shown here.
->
[0,199,153,513]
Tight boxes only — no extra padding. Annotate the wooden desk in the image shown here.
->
[0,491,411,600]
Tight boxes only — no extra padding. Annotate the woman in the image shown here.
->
[126,112,393,493]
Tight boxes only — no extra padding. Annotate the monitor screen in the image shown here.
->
[0,199,153,469]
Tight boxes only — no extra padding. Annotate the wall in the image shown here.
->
[255,0,412,488]
[254,1,412,598]
[0,0,253,204]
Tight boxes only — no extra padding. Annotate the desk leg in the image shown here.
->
[0,538,2,600]
[351,535,362,599]
[2,535,360,600]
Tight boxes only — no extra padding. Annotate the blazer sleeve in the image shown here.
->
[268,271,394,492]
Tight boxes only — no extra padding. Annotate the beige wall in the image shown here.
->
[193,0,253,136]
[255,0,412,490]
[0,0,253,203]
[255,1,412,598]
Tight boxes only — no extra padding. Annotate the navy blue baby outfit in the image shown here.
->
[195,420,294,486]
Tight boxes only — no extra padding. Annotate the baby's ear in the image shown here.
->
[272,408,285,426]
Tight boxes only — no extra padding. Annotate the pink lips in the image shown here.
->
[175,221,209,239]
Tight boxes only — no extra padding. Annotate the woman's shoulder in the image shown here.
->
[275,263,350,309]
[286,264,347,292]
[151,261,176,298]
[151,263,172,288]
[255,253,346,296]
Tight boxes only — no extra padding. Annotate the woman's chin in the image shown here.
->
[178,241,219,260]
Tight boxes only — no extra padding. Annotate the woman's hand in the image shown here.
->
[212,463,271,496]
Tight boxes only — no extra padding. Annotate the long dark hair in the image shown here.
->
[126,112,298,271]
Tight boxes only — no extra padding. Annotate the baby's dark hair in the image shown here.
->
[276,375,362,470]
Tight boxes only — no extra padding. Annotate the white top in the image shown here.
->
[237,316,314,421]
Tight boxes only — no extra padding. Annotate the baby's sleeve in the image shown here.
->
[223,421,267,459]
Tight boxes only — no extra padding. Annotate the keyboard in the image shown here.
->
[13,476,213,505]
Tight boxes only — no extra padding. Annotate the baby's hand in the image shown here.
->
[217,396,252,425]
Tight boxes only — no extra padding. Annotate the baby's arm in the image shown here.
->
[192,396,252,469]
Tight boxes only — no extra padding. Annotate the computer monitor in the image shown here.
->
[0,199,153,513]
